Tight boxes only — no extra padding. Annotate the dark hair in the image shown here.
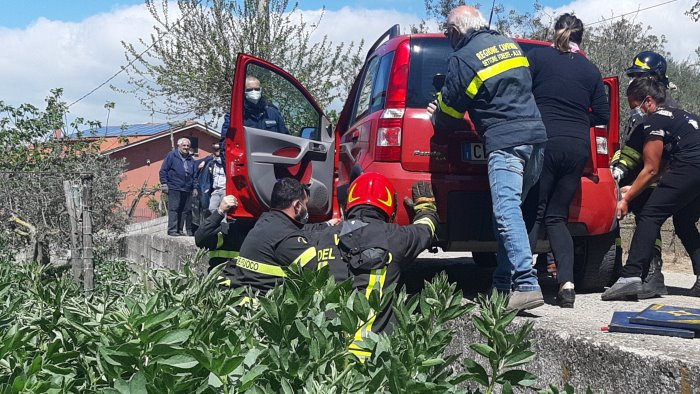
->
[553,13,584,52]
[626,77,667,105]
[270,178,308,209]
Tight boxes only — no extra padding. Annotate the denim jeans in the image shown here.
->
[489,143,544,292]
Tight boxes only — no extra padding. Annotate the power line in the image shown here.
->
[67,1,202,108]
[585,0,679,27]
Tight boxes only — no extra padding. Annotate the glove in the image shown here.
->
[612,166,626,183]
[404,181,436,214]
[161,184,169,194]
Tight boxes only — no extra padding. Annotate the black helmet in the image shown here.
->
[625,51,668,85]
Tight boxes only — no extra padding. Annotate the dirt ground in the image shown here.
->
[619,216,696,274]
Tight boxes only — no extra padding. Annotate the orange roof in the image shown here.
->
[97,136,152,153]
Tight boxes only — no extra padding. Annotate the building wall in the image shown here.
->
[109,129,219,222]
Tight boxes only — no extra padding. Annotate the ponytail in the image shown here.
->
[553,13,584,53]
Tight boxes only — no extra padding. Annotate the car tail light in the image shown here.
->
[376,108,404,162]
[594,127,609,169]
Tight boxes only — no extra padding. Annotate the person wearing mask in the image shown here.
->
[199,143,227,215]
[220,178,317,294]
[427,5,547,311]
[159,137,195,236]
[312,173,439,359]
[218,75,289,154]
[602,78,700,300]
[526,14,610,308]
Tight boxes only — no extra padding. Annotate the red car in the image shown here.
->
[226,26,620,291]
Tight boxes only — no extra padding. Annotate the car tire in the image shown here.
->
[472,252,497,268]
[573,231,621,292]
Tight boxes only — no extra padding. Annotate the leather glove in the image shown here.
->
[404,181,436,214]
[161,184,169,194]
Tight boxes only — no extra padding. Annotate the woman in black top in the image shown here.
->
[602,78,700,300]
[527,14,610,308]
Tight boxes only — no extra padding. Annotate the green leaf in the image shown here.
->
[496,369,537,387]
[503,381,514,394]
[240,365,267,391]
[158,354,198,370]
[420,358,445,367]
[157,329,192,346]
[129,372,148,394]
[504,350,536,368]
[218,356,244,376]
[460,358,489,387]
[469,343,496,359]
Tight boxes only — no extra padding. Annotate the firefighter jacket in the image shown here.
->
[435,29,547,154]
[313,205,438,358]
[194,210,254,272]
[223,210,317,293]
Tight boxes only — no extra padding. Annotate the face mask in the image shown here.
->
[295,203,309,224]
[627,102,646,131]
[245,89,261,104]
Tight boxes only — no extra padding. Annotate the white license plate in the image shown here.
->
[462,142,487,162]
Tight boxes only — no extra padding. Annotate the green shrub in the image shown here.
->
[0,257,587,393]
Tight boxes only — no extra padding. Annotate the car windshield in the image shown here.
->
[407,37,542,108]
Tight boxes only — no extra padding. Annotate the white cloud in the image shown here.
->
[544,0,699,62]
[0,4,424,129]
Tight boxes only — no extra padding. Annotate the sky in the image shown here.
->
[0,0,698,130]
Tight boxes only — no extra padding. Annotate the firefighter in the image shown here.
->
[625,51,679,108]
[194,195,254,273]
[602,78,700,300]
[312,173,439,359]
[610,117,667,299]
[221,178,318,293]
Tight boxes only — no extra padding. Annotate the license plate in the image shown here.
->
[462,142,487,162]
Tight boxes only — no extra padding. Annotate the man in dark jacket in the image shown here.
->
[427,5,547,311]
[312,173,439,359]
[218,75,289,154]
[221,178,317,293]
[159,138,195,236]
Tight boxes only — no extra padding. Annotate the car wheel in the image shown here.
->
[573,231,621,292]
[472,252,497,268]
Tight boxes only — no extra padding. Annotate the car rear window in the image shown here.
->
[406,37,544,108]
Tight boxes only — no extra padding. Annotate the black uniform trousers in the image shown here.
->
[167,190,193,235]
[622,162,700,277]
[528,136,589,284]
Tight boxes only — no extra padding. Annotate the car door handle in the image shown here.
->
[308,142,327,153]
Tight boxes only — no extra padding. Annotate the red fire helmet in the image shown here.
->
[345,172,397,221]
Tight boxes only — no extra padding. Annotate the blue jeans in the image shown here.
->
[489,143,544,292]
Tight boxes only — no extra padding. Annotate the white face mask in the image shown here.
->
[245,89,262,104]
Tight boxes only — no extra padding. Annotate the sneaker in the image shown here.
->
[639,255,668,299]
[601,277,642,301]
[557,288,575,308]
[507,290,544,311]
[689,275,700,297]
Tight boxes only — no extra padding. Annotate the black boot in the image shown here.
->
[690,275,700,297]
[639,254,668,299]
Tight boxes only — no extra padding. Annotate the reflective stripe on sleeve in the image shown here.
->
[292,246,317,268]
[413,216,436,236]
[236,256,287,277]
[216,232,225,249]
[466,56,529,98]
[437,92,465,119]
[209,250,239,259]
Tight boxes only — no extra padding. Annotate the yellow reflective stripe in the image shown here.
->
[437,92,465,119]
[292,247,317,268]
[216,232,225,249]
[615,237,622,246]
[317,261,328,270]
[466,56,529,98]
[236,256,286,277]
[413,217,436,235]
[621,146,641,160]
[209,250,239,259]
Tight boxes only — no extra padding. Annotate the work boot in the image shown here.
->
[601,277,642,301]
[690,275,700,297]
[507,290,544,311]
[639,255,668,299]
[557,282,575,308]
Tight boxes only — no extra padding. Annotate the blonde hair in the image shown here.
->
[553,13,584,52]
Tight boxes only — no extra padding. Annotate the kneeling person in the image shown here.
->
[223,178,317,293]
[313,173,439,358]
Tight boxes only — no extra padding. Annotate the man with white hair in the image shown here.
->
[427,5,547,311]
[159,137,196,236]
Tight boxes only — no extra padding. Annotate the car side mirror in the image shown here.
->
[300,127,317,140]
[433,74,446,92]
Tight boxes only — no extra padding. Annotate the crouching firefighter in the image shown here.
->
[220,178,317,294]
[313,173,440,360]
[610,111,667,298]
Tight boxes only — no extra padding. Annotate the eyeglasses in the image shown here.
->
[444,25,457,37]
[245,87,261,92]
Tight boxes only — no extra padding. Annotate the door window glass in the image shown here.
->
[370,52,394,114]
[244,63,322,140]
[352,56,380,122]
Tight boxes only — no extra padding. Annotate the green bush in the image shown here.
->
[0,257,585,393]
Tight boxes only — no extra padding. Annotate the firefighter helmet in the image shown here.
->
[345,172,397,221]
[625,51,668,85]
